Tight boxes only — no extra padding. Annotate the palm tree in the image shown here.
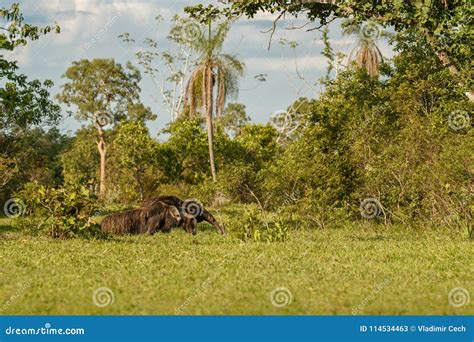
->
[182,20,245,182]
[342,19,391,77]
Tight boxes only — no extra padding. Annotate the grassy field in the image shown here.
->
[0,210,472,315]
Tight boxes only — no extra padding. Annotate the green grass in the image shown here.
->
[0,211,472,315]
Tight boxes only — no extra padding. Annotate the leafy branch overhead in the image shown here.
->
[0,3,60,51]
[188,0,473,100]
[0,3,61,131]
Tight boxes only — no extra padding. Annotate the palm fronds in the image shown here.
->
[342,18,391,77]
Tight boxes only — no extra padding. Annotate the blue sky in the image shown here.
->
[3,0,394,137]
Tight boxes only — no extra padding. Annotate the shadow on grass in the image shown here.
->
[0,217,17,234]
[0,224,17,234]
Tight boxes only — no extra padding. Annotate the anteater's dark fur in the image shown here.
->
[101,202,181,235]
[142,195,225,235]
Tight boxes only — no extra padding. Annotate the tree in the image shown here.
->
[237,124,279,166]
[217,103,250,137]
[57,58,154,197]
[162,118,210,184]
[60,126,99,188]
[112,121,158,201]
[181,11,245,181]
[120,15,198,121]
[0,3,61,132]
[342,19,391,77]
[0,127,70,201]
[0,3,59,51]
[199,0,473,101]
[0,3,61,201]
[270,98,311,144]
[0,154,17,190]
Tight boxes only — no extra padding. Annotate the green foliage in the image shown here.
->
[2,1,472,236]
[217,103,250,136]
[184,4,223,25]
[213,0,472,97]
[14,183,101,239]
[181,19,245,115]
[0,128,70,204]
[218,162,259,203]
[237,124,279,164]
[262,43,472,229]
[58,58,153,126]
[0,71,61,131]
[236,206,289,243]
[180,15,245,181]
[269,98,310,144]
[321,27,334,79]
[187,180,223,207]
[0,3,59,51]
[0,3,62,202]
[223,128,273,200]
[0,3,61,132]
[157,118,279,203]
[162,118,210,183]
[60,126,99,187]
[0,154,17,190]
[111,121,160,200]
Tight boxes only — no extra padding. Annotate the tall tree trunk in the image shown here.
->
[97,127,107,198]
[136,174,145,201]
[203,63,217,182]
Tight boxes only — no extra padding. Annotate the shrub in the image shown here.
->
[237,207,289,243]
[218,163,260,203]
[14,184,101,238]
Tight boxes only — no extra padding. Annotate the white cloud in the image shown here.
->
[246,55,328,72]
[1,0,395,133]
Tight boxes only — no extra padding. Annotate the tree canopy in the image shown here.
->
[0,3,61,132]
[187,1,473,100]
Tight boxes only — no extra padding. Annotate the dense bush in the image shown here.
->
[260,45,472,230]
[14,183,101,238]
[0,128,70,204]
[236,206,289,243]
[3,26,471,235]
[60,126,99,187]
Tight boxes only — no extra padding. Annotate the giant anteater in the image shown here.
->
[101,202,181,235]
[142,195,225,235]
